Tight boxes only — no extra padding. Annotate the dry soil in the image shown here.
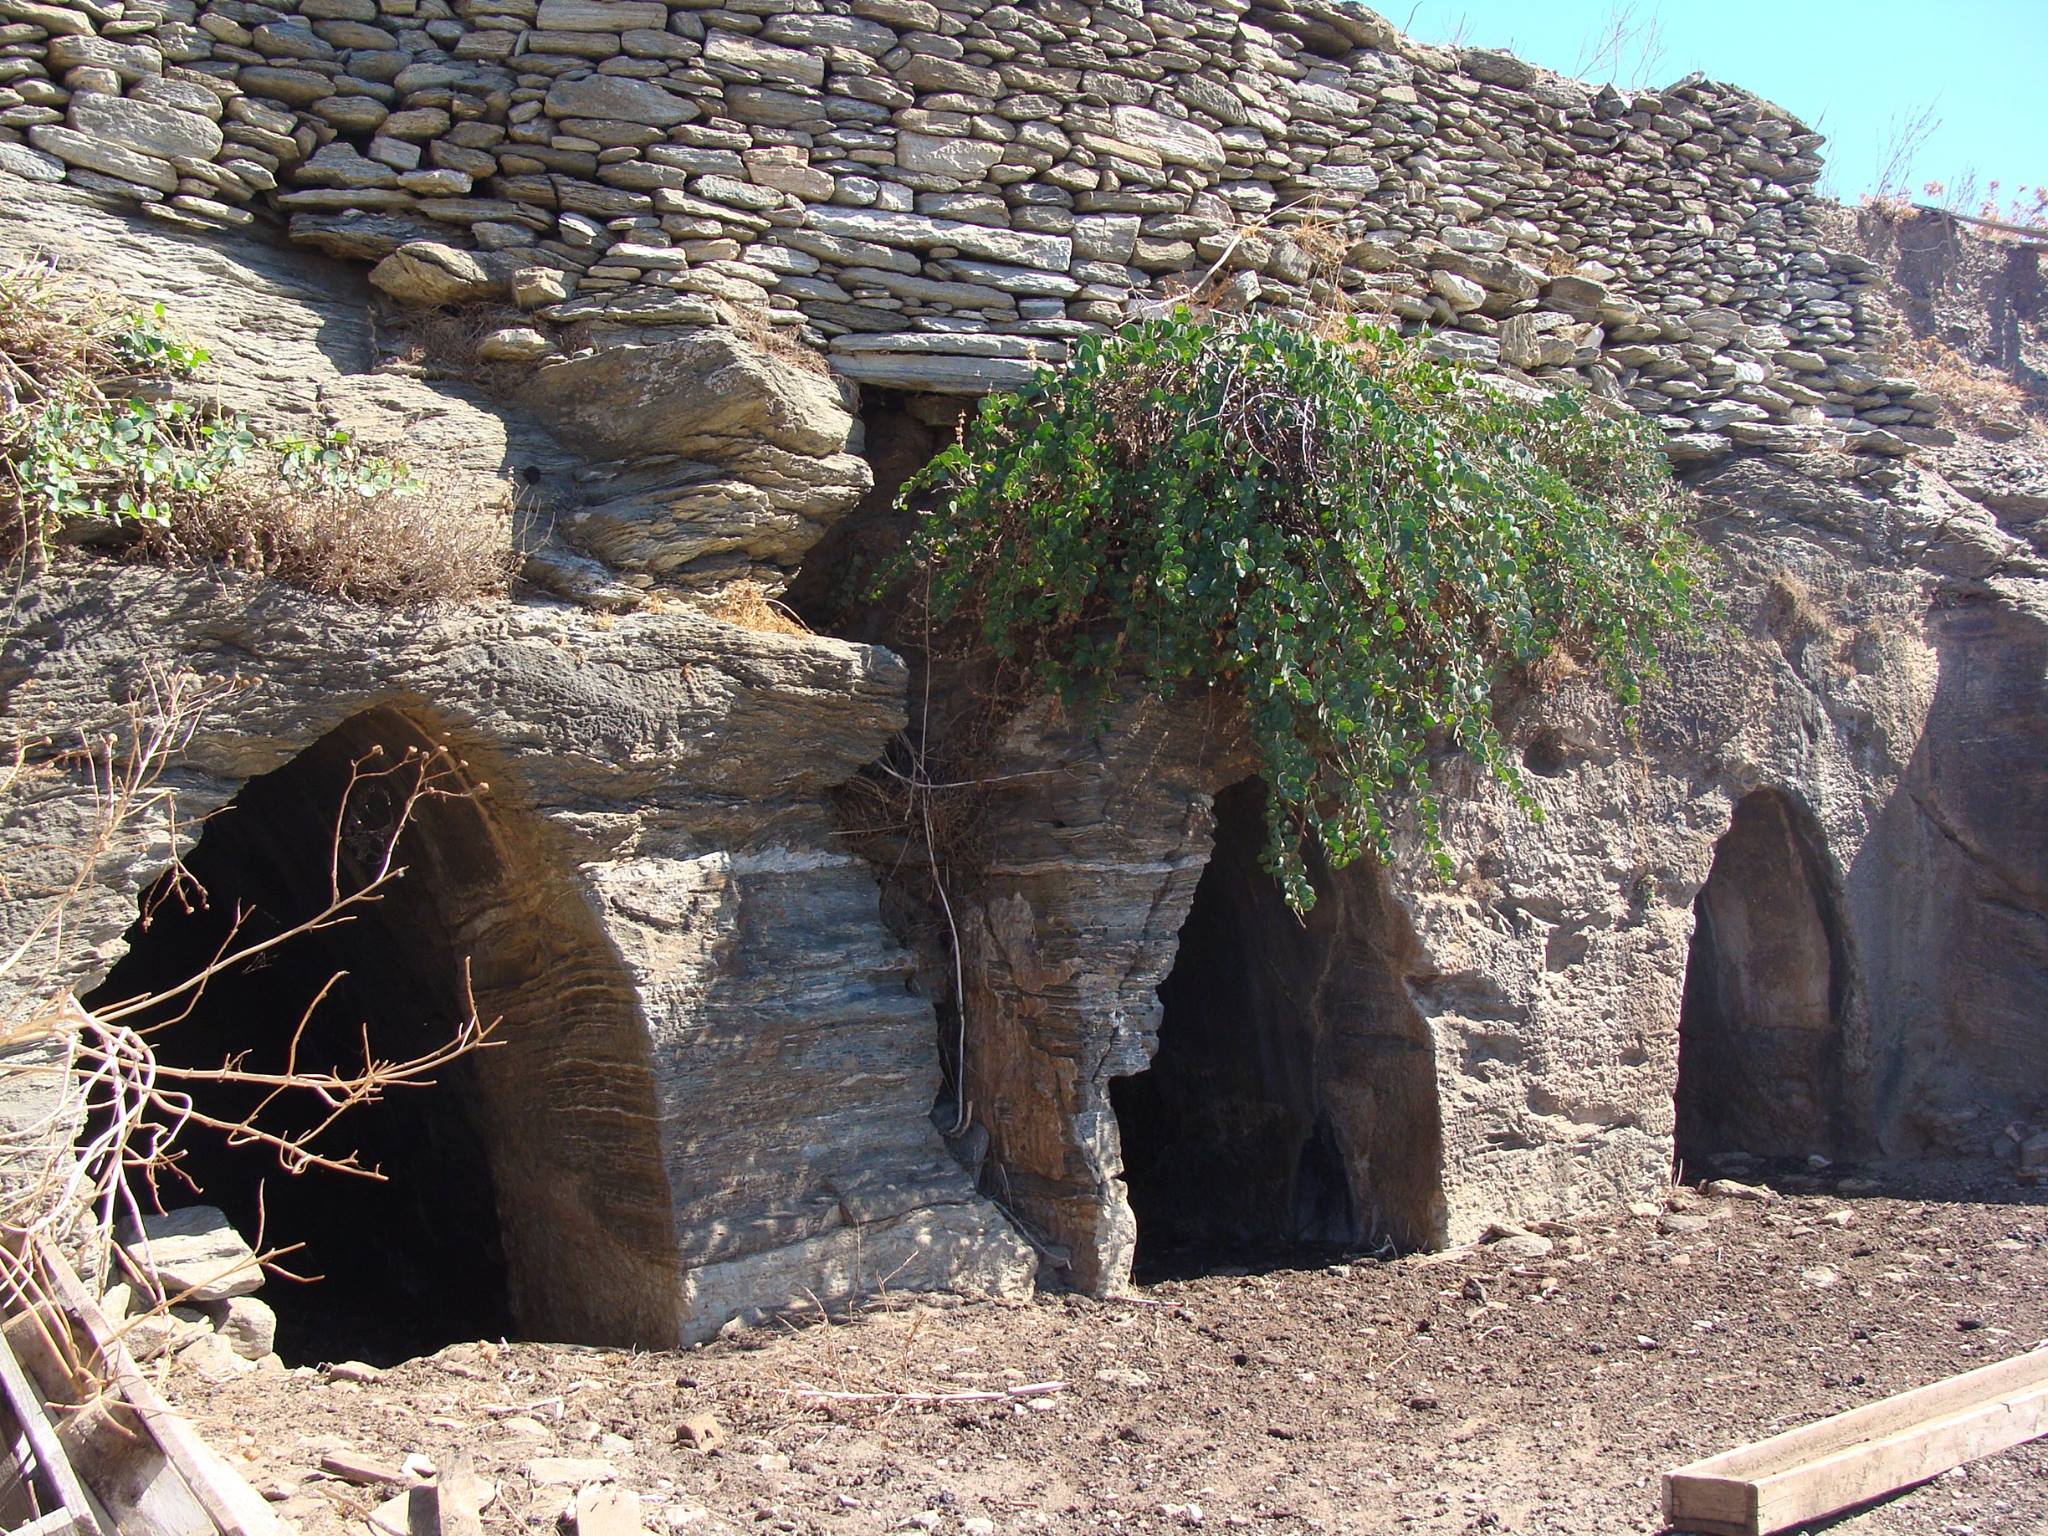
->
[168,1179,2047,1536]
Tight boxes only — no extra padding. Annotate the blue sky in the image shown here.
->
[1390,1,2046,214]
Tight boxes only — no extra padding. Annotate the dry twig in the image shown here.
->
[0,667,498,1379]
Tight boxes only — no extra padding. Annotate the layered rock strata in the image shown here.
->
[0,180,1034,1344]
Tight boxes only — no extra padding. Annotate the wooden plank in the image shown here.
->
[8,1509,76,1536]
[1661,1470,1752,1535]
[0,1413,43,1529]
[22,1237,277,1536]
[1755,1384,2048,1531]
[1911,204,2048,244]
[1681,1349,2048,1479]
[0,1324,106,1536]
[1665,1347,2048,1535]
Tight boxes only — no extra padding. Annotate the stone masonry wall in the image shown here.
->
[0,0,1943,517]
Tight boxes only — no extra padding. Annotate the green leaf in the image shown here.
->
[896,313,1704,909]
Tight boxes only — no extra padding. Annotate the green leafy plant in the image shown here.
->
[274,428,421,497]
[904,313,1704,909]
[1,266,245,547]
[15,397,254,530]
[2,263,432,562]
[110,302,210,378]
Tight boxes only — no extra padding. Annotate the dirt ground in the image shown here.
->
[166,1179,2047,1536]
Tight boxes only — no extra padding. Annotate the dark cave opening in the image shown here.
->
[86,709,516,1365]
[1675,787,1851,1174]
[1110,779,1446,1279]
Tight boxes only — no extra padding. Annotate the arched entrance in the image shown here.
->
[86,706,680,1362]
[1675,787,1851,1173]
[1109,779,1446,1276]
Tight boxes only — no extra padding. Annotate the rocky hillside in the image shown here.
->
[0,0,2043,1351]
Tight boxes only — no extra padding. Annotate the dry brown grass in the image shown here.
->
[0,257,130,394]
[1907,337,2046,442]
[149,473,519,606]
[701,576,811,634]
[380,301,522,370]
[0,256,520,603]
[1151,195,1370,339]
[1761,569,1837,643]
[723,301,831,378]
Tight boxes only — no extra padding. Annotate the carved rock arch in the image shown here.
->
[87,702,682,1359]
[1674,785,1856,1170]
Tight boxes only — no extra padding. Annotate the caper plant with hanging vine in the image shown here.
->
[902,313,1704,911]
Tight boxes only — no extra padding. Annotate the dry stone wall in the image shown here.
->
[0,0,1945,503]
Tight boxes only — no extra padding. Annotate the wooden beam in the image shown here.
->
[1909,204,2048,244]
[22,1237,278,1536]
[1664,1347,2048,1536]
[8,1509,76,1536]
[0,1325,105,1536]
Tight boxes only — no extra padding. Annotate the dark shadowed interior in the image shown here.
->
[86,706,682,1364]
[1111,779,1446,1278]
[1675,787,1852,1172]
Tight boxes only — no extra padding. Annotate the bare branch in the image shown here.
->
[2,670,500,1391]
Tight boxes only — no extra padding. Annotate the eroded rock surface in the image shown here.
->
[1,3,2043,1340]
[0,183,1031,1347]
[931,451,2048,1291]
[3,565,1034,1342]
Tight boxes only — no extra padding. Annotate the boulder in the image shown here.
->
[0,142,65,182]
[1543,273,1611,323]
[521,331,854,459]
[573,1486,642,1536]
[1459,47,1536,88]
[1109,105,1226,172]
[476,326,555,362]
[122,1206,263,1301]
[124,1304,213,1361]
[369,241,500,305]
[896,132,1005,179]
[212,1293,279,1359]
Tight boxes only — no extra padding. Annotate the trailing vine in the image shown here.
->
[903,313,1704,910]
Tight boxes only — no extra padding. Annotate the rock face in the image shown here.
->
[925,451,2048,1291]
[0,184,1030,1349]
[519,332,873,585]
[3,559,1035,1342]
[3,567,1035,1346]
[0,2,2043,1343]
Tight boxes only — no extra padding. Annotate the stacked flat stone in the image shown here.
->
[0,0,1946,495]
